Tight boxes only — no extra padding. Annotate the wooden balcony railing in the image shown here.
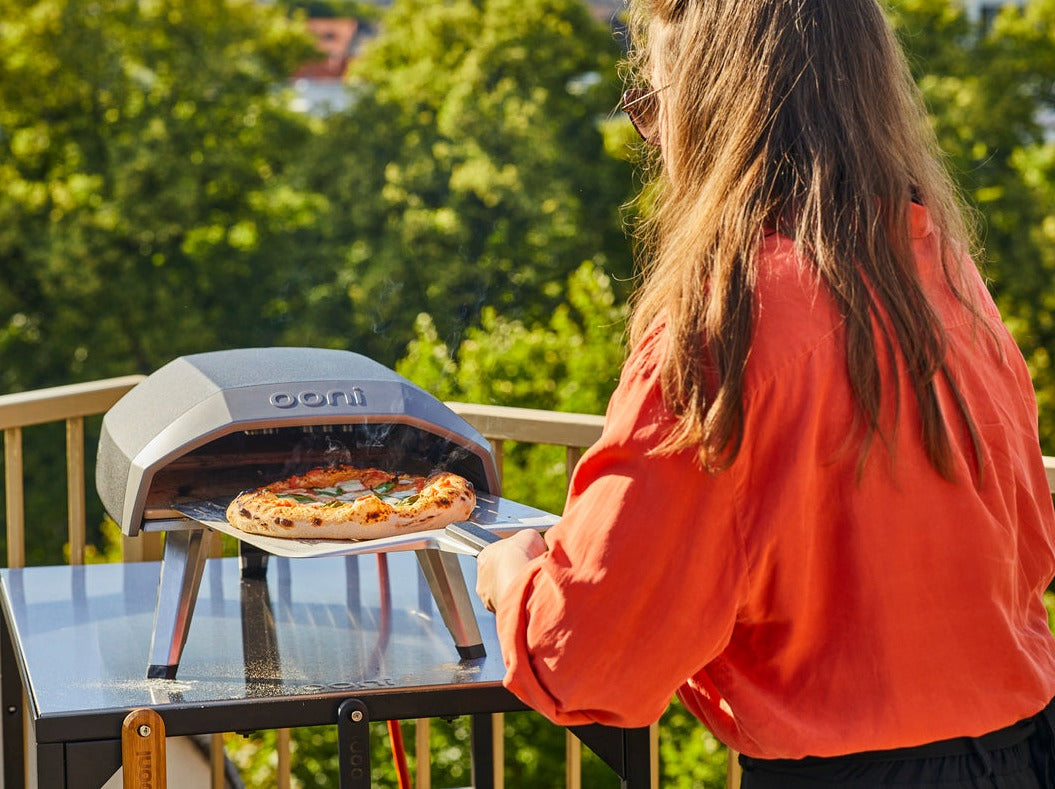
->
[1,376,1053,788]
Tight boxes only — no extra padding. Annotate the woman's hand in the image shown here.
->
[475,528,547,613]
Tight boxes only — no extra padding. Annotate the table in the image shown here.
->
[0,553,651,788]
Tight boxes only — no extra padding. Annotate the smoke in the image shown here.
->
[243,423,484,486]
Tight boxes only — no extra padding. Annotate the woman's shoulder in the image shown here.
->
[749,236,845,385]
[622,318,670,383]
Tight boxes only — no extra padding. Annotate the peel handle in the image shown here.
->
[444,522,502,557]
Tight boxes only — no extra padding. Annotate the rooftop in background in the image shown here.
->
[293,17,359,80]
[289,14,375,114]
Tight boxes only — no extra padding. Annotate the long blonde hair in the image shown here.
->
[626,0,984,477]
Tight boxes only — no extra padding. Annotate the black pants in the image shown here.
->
[739,698,1055,788]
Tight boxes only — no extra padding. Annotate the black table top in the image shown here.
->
[0,553,521,743]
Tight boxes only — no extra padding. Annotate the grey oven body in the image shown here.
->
[94,348,542,679]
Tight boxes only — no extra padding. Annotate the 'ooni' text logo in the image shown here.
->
[269,389,367,409]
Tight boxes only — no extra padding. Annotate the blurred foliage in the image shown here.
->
[275,0,635,364]
[397,261,626,514]
[0,0,320,388]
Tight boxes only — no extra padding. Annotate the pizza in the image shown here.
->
[225,465,476,541]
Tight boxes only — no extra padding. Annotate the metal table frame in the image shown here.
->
[0,556,650,788]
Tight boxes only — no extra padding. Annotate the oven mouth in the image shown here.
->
[142,422,493,522]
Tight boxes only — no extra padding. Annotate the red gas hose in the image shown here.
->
[375,555,412,789]
[388,719,413,789]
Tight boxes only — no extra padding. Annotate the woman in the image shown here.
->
[476,0,1055,786]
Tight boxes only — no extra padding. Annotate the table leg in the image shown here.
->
[620,727,652,789]
[470,713,495,789]
[337,698,370,789]
[1,610,25,789]
[67,739,123,789]
[570,724,652,789]
[36,742,67,787]
[25,739,125,789]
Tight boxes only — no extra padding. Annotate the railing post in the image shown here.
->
[210,734,226,788]
[491,440,505,484]
[727,750,742,787]
[123,532,164,563]
[4,427,25,569]
[66,417,86,565]
[415,718,431,789]
[491,712,504,789]
[277,728,292,789]
[565,729,582,789]
[564,446,585,788]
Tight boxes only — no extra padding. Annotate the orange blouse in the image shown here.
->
[495,205,1055,759]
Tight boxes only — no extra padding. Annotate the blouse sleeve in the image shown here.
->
[493,328,750,728]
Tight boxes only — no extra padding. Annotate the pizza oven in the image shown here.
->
[97,347,500,536]
[95,348,556,679]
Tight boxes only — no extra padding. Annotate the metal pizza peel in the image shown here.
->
[172,492,551,559]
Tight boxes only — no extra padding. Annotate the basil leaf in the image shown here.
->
[314,487,344,497]
[372,481,396,494]
[277,493,316,503]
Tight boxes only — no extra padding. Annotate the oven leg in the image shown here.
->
[414,549,486,659]
[147,528,212,679]
[241,573,282,693]
[239,541,270,580]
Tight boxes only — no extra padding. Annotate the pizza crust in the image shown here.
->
[225,466,476,541]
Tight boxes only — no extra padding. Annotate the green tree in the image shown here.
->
[280,0,636,365]
[0,0,321,392]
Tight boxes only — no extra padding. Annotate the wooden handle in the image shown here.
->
[122,708,166,789]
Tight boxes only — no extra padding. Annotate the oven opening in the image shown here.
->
[146,423,492,512]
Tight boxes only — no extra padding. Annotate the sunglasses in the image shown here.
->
[621,85,667,146]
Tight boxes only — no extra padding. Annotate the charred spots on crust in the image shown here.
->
[239,508,251,519]
[273,517,293,528]
[311,516,322,526]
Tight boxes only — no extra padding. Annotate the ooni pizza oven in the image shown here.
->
[96,347,556,679]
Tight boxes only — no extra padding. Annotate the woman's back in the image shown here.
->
[677,203,1055,757]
